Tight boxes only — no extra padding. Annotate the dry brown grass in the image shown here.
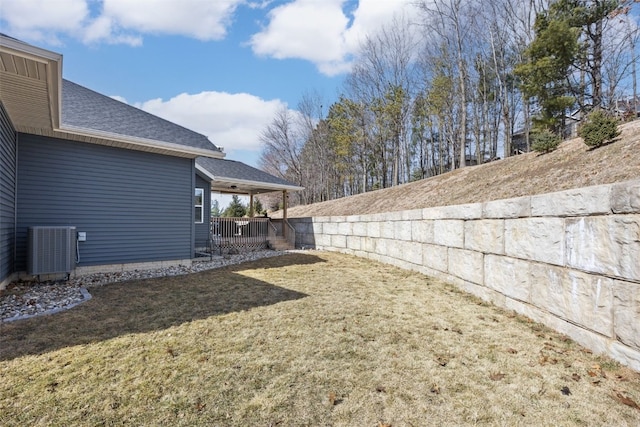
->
[277,120,640,218]
[1,252,639,426]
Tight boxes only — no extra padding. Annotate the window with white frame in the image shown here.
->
[194,188,204,223]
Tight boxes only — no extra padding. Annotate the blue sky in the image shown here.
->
[0,0,414,172]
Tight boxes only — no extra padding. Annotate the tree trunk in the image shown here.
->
[592,15,603,108]
[455,14,468,168]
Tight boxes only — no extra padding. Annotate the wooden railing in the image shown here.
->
[284,219,296,248]
[210,217,270,253]
[268,219,296,249]
[268,220,278,242]
[269,218,284,236]
[209,217,296,255]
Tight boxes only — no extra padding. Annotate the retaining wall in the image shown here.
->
[289,179,640,370]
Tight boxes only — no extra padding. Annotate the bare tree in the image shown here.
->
[345,13,418,188]
[259,106,304,204]
[601,7,640,112]
[491,0,549,154]
[481,0,548,156]
[296,91,331,203]
[417,0,479,168]
[259,0,638,210]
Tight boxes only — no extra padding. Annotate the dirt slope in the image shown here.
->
[277,120,640,218]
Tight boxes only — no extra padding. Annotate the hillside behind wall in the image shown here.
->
[289,179,640,371]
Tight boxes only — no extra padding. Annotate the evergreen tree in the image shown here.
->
[516,13,579,133]
[210,199,221,217]
[550,0,619,109]
[252,198,264,216]
[531,129,562,153]
[578,109,620,147]
[222,195,247,218]
[517,1,625,124]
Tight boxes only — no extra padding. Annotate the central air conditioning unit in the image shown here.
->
[28,226,77,276]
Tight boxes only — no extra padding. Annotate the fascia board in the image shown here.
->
[195,164,304,192]
[59,124,225,159]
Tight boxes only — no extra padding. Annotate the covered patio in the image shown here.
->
[195,157,304,254]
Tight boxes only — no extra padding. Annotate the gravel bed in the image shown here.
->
[1,250,289,323]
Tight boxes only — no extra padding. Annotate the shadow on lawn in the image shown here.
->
[0,252,324,361]
[222,250,326,272]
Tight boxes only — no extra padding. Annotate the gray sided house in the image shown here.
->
[0,35,301,288]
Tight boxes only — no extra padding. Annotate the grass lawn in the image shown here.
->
[1,251,639,426]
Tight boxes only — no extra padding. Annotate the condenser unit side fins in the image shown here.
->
[28,226,77,276]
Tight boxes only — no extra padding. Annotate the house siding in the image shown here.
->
[16,134,194,271]
[0,102,17,283]
[195,174,211,249]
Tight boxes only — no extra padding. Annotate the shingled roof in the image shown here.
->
[62,79,222,155]
[196,157,303,194]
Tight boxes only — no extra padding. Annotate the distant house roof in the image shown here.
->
[196,157,304,194]
[62,79,222,154]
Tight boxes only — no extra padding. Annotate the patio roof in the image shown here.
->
[196,157,304,195]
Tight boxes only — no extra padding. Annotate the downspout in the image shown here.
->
[190,160,196,259]
[13,132,18,276]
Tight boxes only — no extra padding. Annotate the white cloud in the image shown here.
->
[0,0,88,31]
[246,0,274,10]
[250,0,349,63]
[0,0,88,43]
[101,0,241,41]
[2,0,420,75]
[109,95,129,104]
[0,0,242,45]
[135,91,288,153]
[249,0,417,76]
[82,15,143,46]
[343,0,415,51]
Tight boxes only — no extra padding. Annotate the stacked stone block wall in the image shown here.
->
[290,179,640,370]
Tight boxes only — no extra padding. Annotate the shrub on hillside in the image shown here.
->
[578,109,620,148]
[531,129,561,153]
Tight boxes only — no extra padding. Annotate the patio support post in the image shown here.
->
[249,192,254,217]
[283,190,288,239]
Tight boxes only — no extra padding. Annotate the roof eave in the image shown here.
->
[59,124,225,159]
[195,163,304,194]
[0,35,62,130]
